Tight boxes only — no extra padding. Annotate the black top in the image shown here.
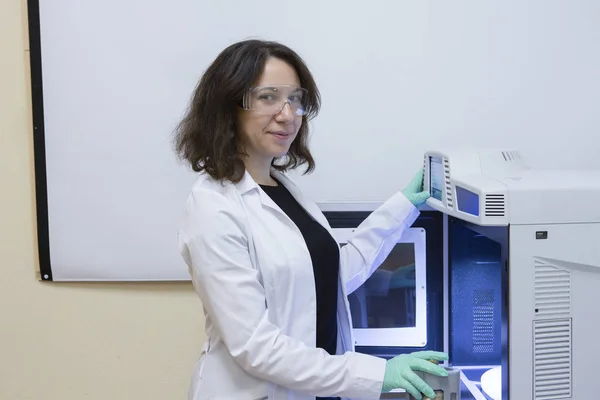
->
[259,181,340,357]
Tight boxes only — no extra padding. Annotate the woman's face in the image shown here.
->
[237,57,304,164]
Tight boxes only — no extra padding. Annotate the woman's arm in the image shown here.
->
[339,190,420,295]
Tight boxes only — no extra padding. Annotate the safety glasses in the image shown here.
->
[241,85,308,116]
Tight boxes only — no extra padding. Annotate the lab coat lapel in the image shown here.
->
[233,169,297,222]
[273,169,354,355]
[234,168,330,232]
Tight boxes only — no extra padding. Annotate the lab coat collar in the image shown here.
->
[233,168,330,231]
[233,169,260,195]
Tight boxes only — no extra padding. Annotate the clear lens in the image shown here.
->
[243,85,308,116]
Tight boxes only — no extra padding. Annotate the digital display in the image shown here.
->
[456,186,479,216]
[429,156,444,201]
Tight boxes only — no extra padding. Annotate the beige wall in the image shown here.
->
[0,1,205,398]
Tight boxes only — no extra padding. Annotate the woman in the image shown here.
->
[174,39,448,400]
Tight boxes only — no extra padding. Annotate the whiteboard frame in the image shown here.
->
[27,0,53,281]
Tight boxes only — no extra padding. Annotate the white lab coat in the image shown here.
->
[178,168,420,400]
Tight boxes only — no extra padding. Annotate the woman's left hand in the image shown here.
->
[401,168,430,206]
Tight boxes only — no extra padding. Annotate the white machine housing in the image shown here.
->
[424,148,600,226]
[424,148,600,400]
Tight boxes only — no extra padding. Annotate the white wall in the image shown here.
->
[0,0,204,398]
[36,0,600,281]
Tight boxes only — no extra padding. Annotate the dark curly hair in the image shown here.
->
[173,39,321,183]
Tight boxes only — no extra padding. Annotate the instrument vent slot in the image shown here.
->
[443,158,453,208]
[485,194,505,217]
[472,289,495,354]
[534,260,571,318]
[533,319,572,399]
[502,151,521,161]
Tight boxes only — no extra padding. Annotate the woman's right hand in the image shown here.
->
[381,351,449,399]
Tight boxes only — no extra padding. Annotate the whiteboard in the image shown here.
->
[31,0,600,281]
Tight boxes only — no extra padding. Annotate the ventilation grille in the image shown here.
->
[533,319,572,399]
[485,194,505,217]
[443,158,453,208]
[502,151,521,161]
[534,260,571,318]
[472,289,495,353]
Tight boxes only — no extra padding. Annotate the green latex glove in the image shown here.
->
[382,351,449,399]
[402,168,430,206]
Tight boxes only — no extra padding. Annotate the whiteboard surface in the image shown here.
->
[36,1,600,280]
